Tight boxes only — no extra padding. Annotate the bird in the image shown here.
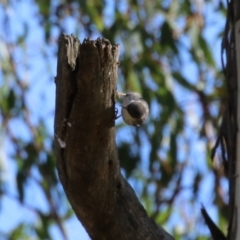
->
[117,92,149,126]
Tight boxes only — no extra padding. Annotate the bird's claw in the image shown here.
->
[114,108,121,120]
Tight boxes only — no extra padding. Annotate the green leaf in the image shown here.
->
[160,21,178,54]
[155,207,172,224]
[172,72,196,91]
[8,223,30,240]
[16,171,25,202]
[7,89,16,110]
[198,35,215,67]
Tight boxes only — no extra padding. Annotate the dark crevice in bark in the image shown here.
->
[54,34,174,240]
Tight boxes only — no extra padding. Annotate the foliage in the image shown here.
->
[0,0,227,239]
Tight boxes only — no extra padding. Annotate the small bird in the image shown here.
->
[117,92,149,126]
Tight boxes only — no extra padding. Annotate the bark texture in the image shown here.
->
[54,34,173,240]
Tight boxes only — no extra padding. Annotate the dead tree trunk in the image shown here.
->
[54,34,174,240]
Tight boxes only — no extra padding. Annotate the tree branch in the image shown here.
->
[54,34,173,240]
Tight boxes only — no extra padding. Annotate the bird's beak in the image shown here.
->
[116,91,126,98]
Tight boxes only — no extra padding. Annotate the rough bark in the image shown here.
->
[54,34,174,240]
